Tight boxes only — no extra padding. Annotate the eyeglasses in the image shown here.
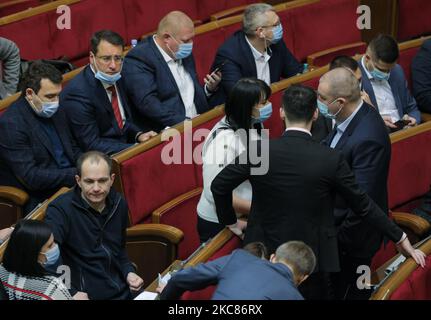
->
[260,21,281,29]
[96,55,124,64]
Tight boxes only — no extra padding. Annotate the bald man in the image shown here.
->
[122,11,222,132]
[318,68,391,300]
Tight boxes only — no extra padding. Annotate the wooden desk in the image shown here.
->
[145,260,182,293]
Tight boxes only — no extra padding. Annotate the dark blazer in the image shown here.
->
[60,65,142,156]
[0,97,79,200]
[324,102,391,259]
[211,30,303,102]
[312,114,333,143]
[160,249,303,300]
[122,36,215,132]
[412,39,431,113]
[359,61,421,123]
[211,130,403,273]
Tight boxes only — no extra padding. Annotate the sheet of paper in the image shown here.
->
[134,291,158,300]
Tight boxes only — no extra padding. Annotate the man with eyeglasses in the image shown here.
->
[61,30,157,156]
[359,34,421,132]
[122,11,222,132]
[211,3,303,103]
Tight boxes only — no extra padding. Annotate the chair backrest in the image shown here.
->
[388,121,431,211]
[398,0,431,41]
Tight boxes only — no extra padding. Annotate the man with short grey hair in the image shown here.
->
[158,241,316,300]
[211,3,302,102]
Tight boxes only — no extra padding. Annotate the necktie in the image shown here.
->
[108,86,123,129]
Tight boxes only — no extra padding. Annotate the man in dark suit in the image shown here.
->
[412,39,431,113]
[0,62,80,213]
[211,84,426,299]
[122,11,222,132]
[358,34,421,131]
[211,3,303,103]
[61,30,156,156]
[319,68,391,299]
[159,241,316,300]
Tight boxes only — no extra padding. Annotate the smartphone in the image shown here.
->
[212,60,228,74]
[394,119,410,129]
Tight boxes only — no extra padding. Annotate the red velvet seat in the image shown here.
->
[398,46,421,91]
[0,0,39,17]
[196,0,252,22]
[398,0,431,41]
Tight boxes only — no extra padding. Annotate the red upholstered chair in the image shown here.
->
[307,42,367,68]
[197,0,250,22]
[398,0,431,42]
[152,188,203,260]
[181,228,242,300]
[283,0,361,62]
[47,0,128,67]
[0,0,39,17]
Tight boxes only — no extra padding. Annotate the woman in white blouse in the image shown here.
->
[197,78,273,242]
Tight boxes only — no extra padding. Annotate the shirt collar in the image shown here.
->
[245,35,271,62]
[336,100,364,134]
[153,35,175,64]
[285,127,312,136]
[361,56,375,81]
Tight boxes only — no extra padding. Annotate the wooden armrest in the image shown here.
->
[306,42,367,67]
[152,187,202,223]
[127,223,184,244]
[0,186,29,206]
[210,5,249,21]
[392,212,431,237]
[421,112,431,123]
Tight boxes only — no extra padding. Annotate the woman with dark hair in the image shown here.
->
[197,78,272,242]
[0,220,72,300]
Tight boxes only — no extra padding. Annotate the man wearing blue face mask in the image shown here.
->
[211,3,303,103]
[122,11,222,132]
[359,34,421,131]
[0,62,80,214]
[61,30,157,155]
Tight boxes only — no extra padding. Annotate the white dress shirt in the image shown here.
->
[90,65,126,126]
[330,101,363,148]
[245,36,271,85]
[361,57,400,122]
[153,36,198,119]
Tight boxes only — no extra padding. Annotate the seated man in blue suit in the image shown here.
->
[412,39,431,113]
[358,34,421,131]
[211,3,303,103]
[122,11,222,132]
[61,30,156,156]
[0,62,80,213]
[158,241,316,300]
[319,68,391,300]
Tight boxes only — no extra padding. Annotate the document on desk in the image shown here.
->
[134,291,158,300]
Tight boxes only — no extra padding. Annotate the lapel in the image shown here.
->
[324,128,337,147]
[359,62,378,109]
[334,103,368,151]
[149,37,181,94]
[20,98,57,159]
[239,32,259,78]
[84,66,122,132]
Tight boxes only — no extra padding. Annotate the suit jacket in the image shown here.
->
[160,249,303,300]
[0,97,79,200]
[211,130,403,273]
[122,36,215,132]
[211,30,303,102]
[311,113,333,143]
[324,103,391,259]
[412,39,431,113]
[60,65,142,155]
[359,61,421,124]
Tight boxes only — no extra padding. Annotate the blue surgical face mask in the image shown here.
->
[41,243,60,267]
[271,23,283,44]
[93,57,122,85]
[169,35,193,60]
[317,98,343,120]
[370,61,390,81]
[30,94,59,118]
[253,102,273,123]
